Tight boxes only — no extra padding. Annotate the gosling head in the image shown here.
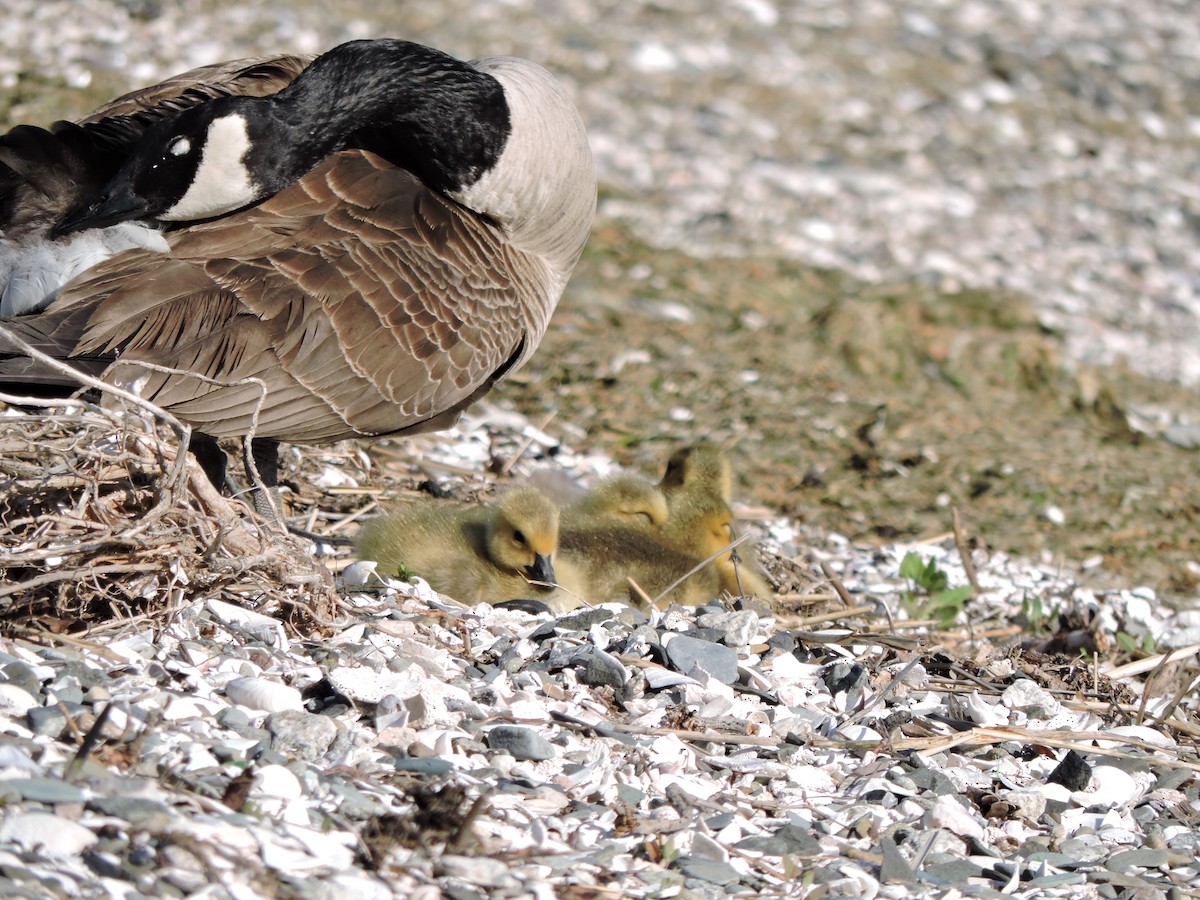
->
[574,475,669,526]
[659,441,734,504]
[667,492,736,561]
[488,487,560,589]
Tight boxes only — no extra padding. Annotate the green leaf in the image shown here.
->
[899,552,926,581]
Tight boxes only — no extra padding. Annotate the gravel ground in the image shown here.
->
[3,2,1200,898]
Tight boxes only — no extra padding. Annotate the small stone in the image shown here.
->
[766,632,797,654]
[879,835,916,884]
[26,703,88,738]
[557,608,615,631]
[211,738,263,763]
[266,710,338,762]
[735,822,820,857]
[391,758,455,776]
[616,784,646,807]
[671,856,741,886]
[1106,848,1168,870]
[823,661,868,695]
[485,725,556,761]
[6,778,85,804]
[581,649,627,690]
[925,859,985,883]
[696,610,757,647]
[1001,789,1047,821]
[1002,679,1062,719]
[88,796,175,831]
[0,812,97,858]
[217,707,252,730]
[1,662,44,696]
[1047,750,1092,791]
[437,855,514,887]
[663,634,739,684]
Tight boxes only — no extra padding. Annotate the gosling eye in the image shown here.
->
[512,529,527,546]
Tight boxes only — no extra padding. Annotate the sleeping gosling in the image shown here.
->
[564,473,669,527]
[356,487,563,605]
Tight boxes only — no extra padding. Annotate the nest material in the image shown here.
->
[0,335,334,634]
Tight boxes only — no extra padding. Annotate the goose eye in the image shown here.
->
[512,529,527,546]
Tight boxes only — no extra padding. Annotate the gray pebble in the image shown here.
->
[266,711,338,762]
[671,856,741,886]
[391,758,454,776]
[823,662,868,696]
[5,778,85,804]
[1106,847,1169,870]
[88,796,175,832]
[485,725,556,761]
[581,649,627,690]
[697,610,757,647]
[664,634,739,684]
[437,855,515,888]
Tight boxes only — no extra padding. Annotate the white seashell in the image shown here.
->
[207,598,283,630]
[0,812,97,858]
[1095,724,1175,750]
[313,465,358,489]
[161,693,225,721]
[961,691,1009,726]
[644,668,699,690]
[927,794,985,840]
[255,765,304,800]
[837,724,882,742]
[328,667,416,704]
[0,684,38,714]
[768,651,823,687]
[788,765,838,793]
[225,676,302,713]
[1071,765,1144,809]
[341,560,381,589]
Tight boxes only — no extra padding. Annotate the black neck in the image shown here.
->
[264,39,511,195]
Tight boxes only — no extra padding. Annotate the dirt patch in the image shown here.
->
[505,223,1200,599]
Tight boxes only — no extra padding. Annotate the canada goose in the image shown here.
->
[0,39,596,511]
[355,486,564,605]
[564,473,669,527]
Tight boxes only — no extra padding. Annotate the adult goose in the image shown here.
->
[0,39,596,508]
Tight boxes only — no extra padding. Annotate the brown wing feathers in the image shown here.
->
[45,151,543,442]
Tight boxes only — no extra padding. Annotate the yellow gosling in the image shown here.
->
[658,441,734,510]
[356,487,563,605]
[564,473,669,527]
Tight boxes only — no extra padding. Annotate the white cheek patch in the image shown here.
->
[161,114,258,221]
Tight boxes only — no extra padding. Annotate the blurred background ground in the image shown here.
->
[2,0,1198,598]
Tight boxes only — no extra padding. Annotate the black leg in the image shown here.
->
[190,432,229,494]
[246,437,285,525]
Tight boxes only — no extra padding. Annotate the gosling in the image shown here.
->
[658,440,733,509]
[356,487,563,605]
[555,523,720,608]
[659,442,773,600]
[564,473,669,527]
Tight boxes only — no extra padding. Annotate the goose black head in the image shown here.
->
[54,97,267,236]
